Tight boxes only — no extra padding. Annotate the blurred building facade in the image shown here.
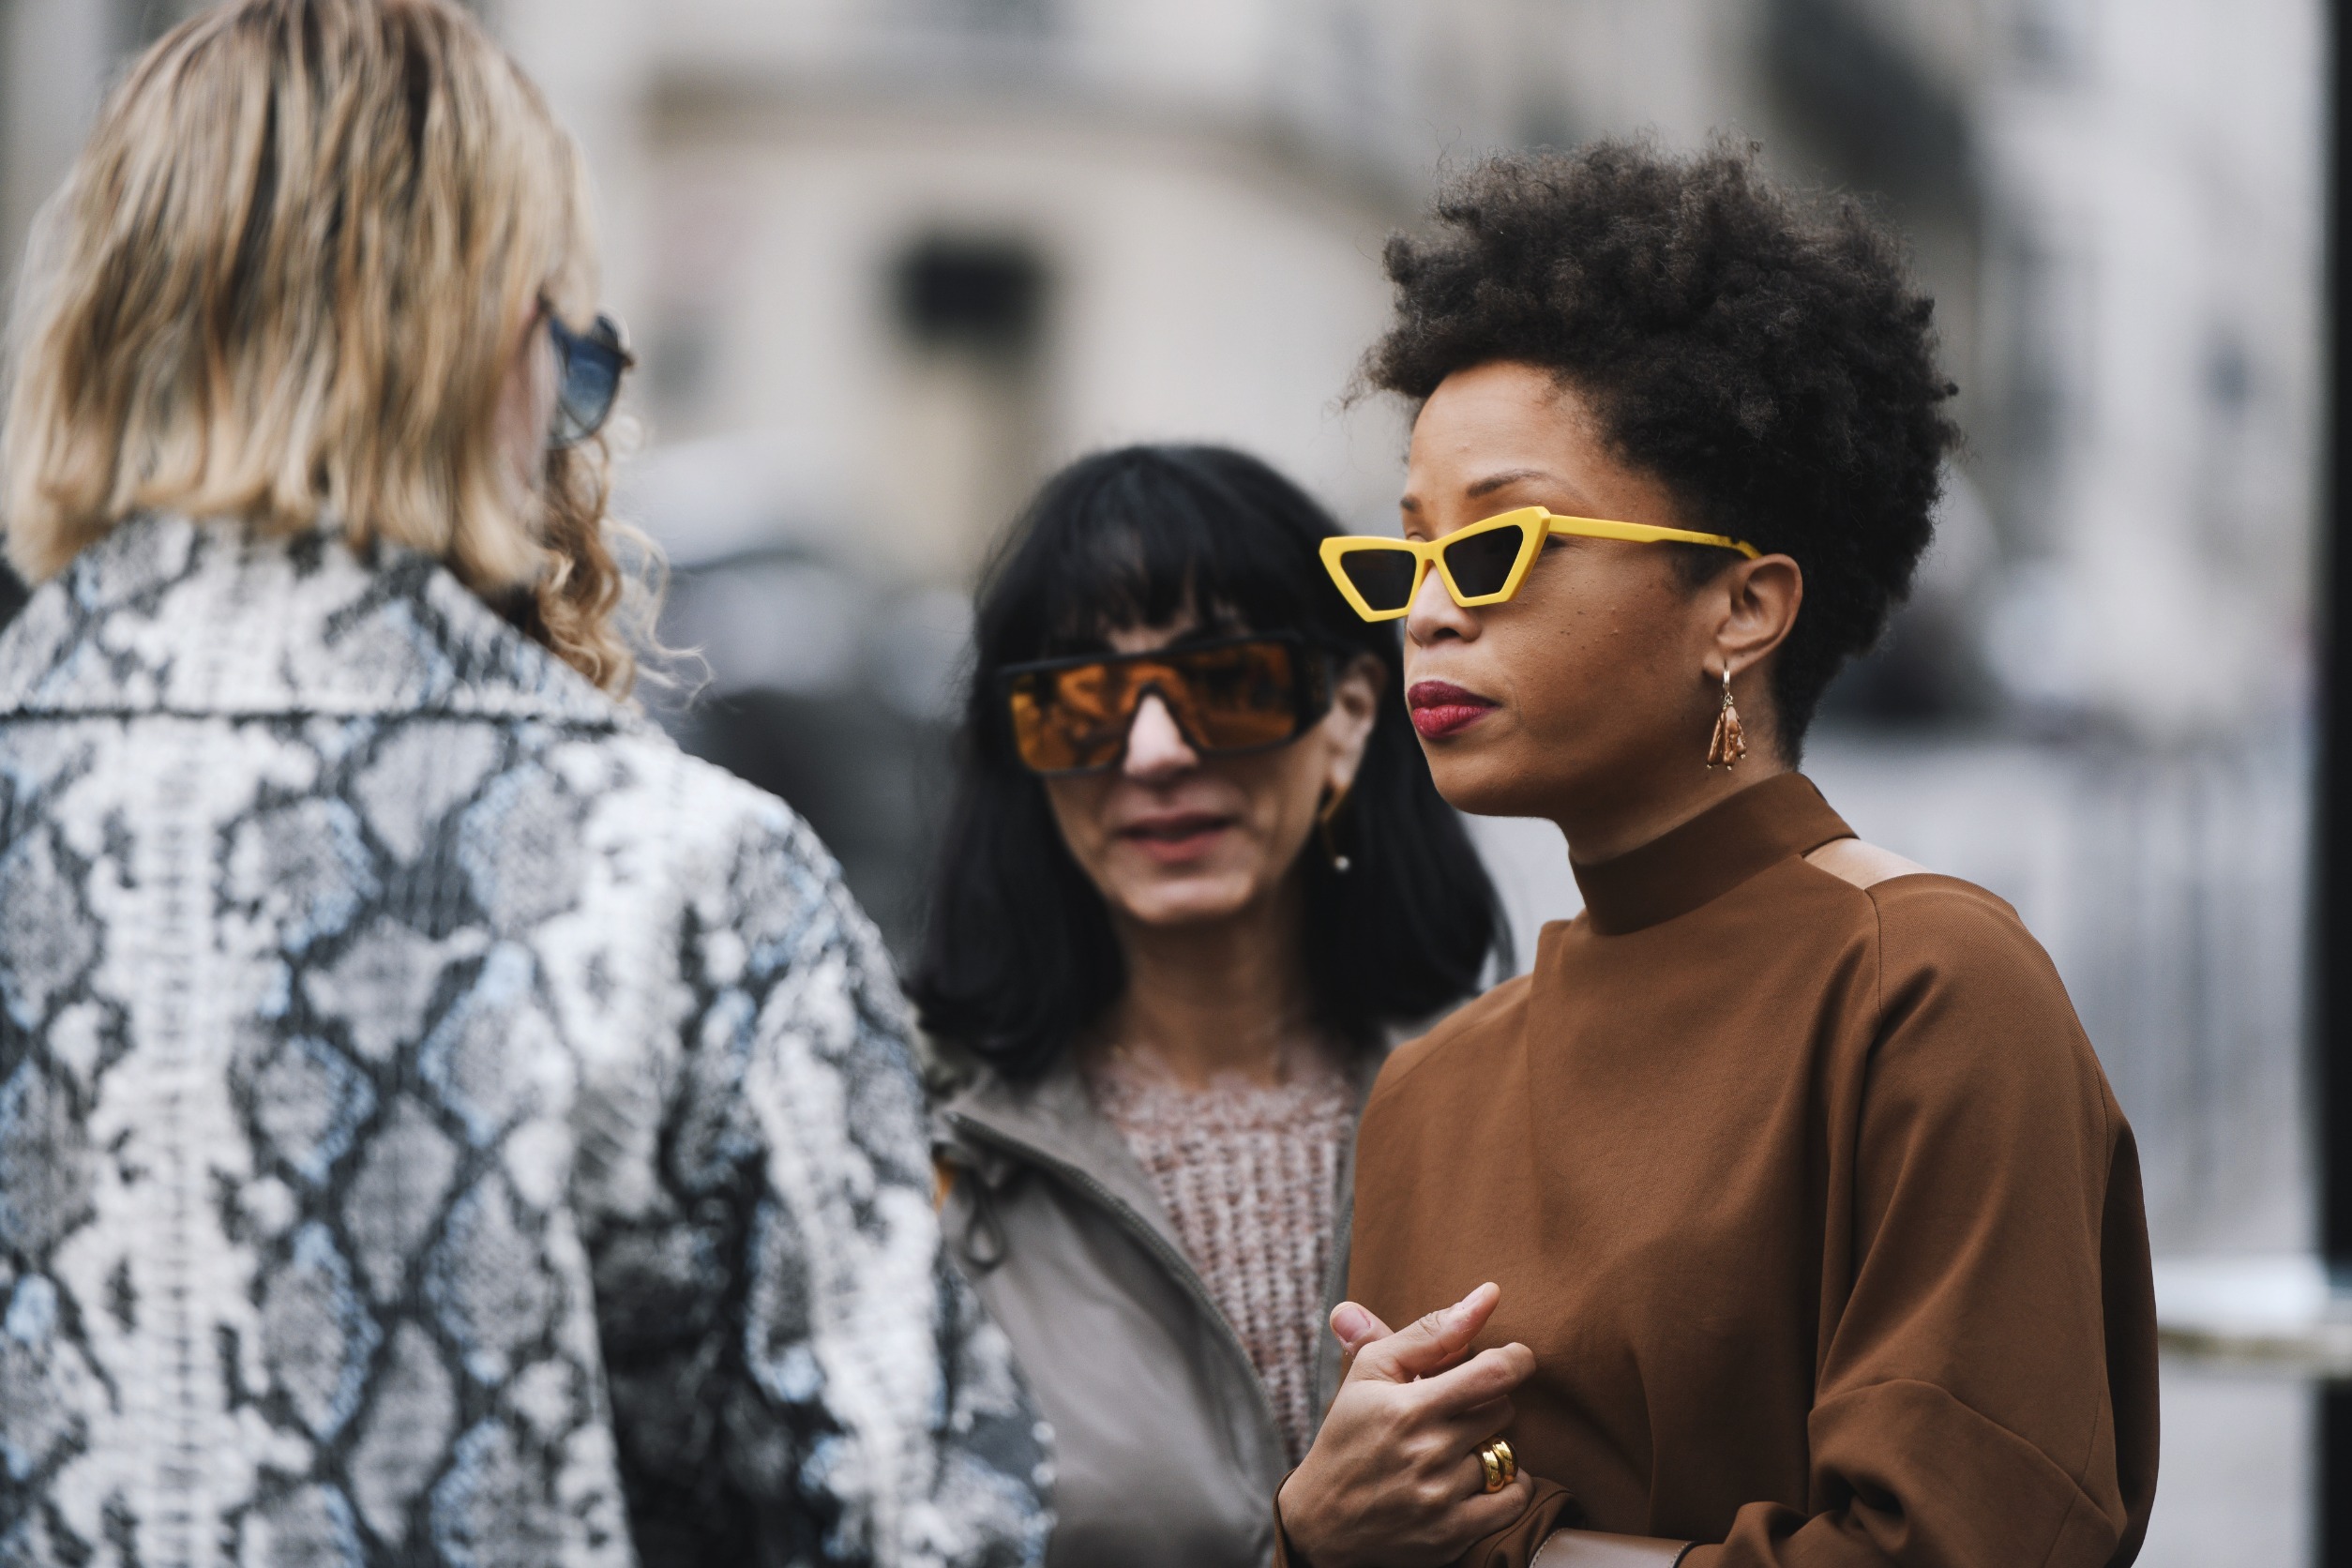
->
[3,0,2319,730]
[0,0,2331,1557]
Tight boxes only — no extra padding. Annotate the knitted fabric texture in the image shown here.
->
[1090,1052,1355,1466]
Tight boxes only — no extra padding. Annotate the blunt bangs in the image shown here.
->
[993,451,1356,660]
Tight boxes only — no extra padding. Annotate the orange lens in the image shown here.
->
[1003,639,1317,774]
[1008,663,1130,772]
[1159,641,1304,751]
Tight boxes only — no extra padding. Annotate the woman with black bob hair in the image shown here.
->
[915,444,1505,1568]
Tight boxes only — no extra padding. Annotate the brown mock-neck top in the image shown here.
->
[1348,774,2159,1568]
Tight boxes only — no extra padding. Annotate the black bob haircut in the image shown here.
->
[910,444,1509,1083]
[1365,139,1962,756]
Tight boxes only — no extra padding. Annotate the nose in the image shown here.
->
[1121,692,1199,779]
[1405,554,1478,646]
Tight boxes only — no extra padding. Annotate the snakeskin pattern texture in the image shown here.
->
[0,518,1051,1568]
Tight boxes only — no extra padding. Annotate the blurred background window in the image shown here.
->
[0,0,2337,1555]
[894,233,1049,354]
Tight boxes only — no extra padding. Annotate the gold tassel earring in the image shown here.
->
[1706,668,1746,770]
[1317,785,1353,872]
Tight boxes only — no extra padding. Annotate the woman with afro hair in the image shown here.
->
[1272,142,2157,1568]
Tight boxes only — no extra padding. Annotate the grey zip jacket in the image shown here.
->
[931,1049,1376,1568]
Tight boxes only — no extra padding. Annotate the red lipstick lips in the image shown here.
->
[1408,680,1498,739]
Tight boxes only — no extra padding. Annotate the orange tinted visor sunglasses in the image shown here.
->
[1002,633,1334,776]
[1319,505,1759,622]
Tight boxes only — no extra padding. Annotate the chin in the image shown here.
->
[1425,747,1556,820]
[1118,873,1261,927]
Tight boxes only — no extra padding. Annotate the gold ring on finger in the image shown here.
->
[1489,1437,1516,1485]
[1476,1441,1508,1493]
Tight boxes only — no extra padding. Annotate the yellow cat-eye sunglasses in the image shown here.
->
[1319,505,1759,623]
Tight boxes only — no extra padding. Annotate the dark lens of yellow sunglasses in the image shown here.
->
[1173,641,1302,751]
[1440,523,1532,599]
[1336,549,1419,612]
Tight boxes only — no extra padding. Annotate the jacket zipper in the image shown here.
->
[1312,1132,1356,1416]
[944,1110,1292,1460]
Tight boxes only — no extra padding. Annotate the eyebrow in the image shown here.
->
[1466,467,1560,499]
[1399,467,1562,511]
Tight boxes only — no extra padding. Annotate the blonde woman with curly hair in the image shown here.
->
[0,4,1050,1565]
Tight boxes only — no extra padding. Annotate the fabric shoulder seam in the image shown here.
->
[1373,988,1527,1099]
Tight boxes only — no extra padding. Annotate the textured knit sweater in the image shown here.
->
[1089,1051,1356,1465]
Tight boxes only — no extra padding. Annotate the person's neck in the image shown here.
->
[1100,882,1319,1090]
[1555,753,1790,867]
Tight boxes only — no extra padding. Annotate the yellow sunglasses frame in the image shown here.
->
[1319,506,1760,623]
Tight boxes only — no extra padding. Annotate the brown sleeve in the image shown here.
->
[1689,883,2158,1567]
[1455,1491,1698,1568]
[1531,1530,1696,1566]
[1455,1478,1578,1568]
[1270,1479,1580,1568]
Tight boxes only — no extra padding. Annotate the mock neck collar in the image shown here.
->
[1569,772,1852,936]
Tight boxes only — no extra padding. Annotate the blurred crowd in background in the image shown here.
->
[0,0,2327,1560]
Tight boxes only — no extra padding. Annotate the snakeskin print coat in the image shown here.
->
[0,518,1052,1568]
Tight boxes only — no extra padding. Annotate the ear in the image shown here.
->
[1321,653,1385,794]
[1710,553,1803,683]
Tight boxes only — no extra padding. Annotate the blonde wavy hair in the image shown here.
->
[1,0,648,694]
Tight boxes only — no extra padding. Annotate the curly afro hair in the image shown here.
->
[1365,139,1960,757]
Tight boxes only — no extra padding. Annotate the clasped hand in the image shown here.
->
[1277,1282,1536,1568]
